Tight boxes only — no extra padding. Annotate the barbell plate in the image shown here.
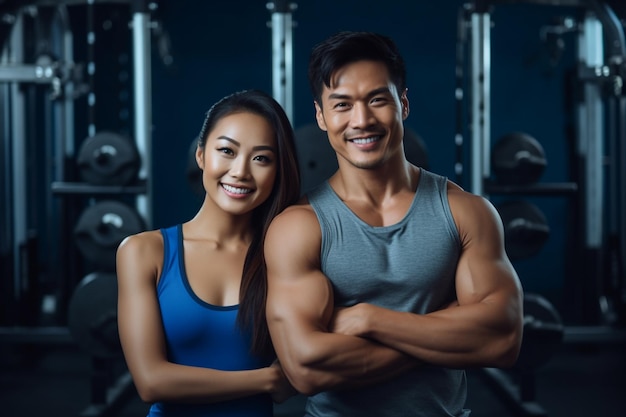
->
[74,200,145,271]
[77,131,140,186]
[497,200,550,261]
[67,272,121,358]
[515,293,564,370]
[492,132,547,185]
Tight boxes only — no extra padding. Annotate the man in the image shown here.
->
[264,31,524,417]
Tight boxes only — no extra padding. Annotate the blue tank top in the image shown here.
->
[146,224,273,417]
[306,169,470,417]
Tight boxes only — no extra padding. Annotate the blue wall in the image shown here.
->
[148,0,608,313]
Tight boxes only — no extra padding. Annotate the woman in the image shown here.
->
[116,89,301,416]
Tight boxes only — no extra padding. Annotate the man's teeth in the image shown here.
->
[352,136,379,144]
[223,184,252,194]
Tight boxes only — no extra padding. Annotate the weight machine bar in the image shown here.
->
[267,1,296,125]
[0,23,11,325]
[616,96,626,297]
[577,14,604,249]
[585,0,625,60]
[50,4,75,318]
[469,10,491,197]
[585,0,626,313]
[131,0,152,228]
[60,5,75,158]
[8,13,27,307]
[454,4,470,185]
[0,63,61,82]
[477,0,585,7]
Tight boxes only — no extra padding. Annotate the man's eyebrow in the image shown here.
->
[327,93,351,101]
[327,87,392,101]
[368,87,392,97]
[217,136,276,153]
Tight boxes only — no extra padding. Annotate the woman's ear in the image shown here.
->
[195,145,204,170]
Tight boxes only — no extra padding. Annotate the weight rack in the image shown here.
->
[0,1,154,416]
[457,1,626,416]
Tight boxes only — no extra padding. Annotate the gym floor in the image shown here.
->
[1,335,624,417]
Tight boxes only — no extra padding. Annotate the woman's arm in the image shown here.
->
[116,231,291,404]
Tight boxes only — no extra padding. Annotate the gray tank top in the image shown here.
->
[306,168,470,417]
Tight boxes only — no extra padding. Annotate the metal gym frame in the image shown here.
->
[0,0,152,339]
[463,0,626,333]
[458,0,626,416]
[1,1,153,416]
[267,0,297,125]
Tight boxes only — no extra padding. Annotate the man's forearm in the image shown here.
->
[280,330,419,394]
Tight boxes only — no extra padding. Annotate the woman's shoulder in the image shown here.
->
[117,228,165,260]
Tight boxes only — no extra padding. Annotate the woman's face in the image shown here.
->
[196,111,278,215]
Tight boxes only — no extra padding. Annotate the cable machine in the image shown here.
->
[456,1,626,415]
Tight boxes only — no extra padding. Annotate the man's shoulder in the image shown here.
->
[269,194,319,230]
[266,198,322,253]
[275,198,316,223]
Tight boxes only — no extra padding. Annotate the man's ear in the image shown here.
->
[401,88,410,120]
[314,101,328,131]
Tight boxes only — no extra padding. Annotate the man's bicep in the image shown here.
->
[266,267,335,366]
[451,192,520,303]
[264,210,337,377]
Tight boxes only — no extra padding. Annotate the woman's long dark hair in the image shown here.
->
[196,90,301,359]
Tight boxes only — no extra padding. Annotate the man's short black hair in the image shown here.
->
[307,31,407,105]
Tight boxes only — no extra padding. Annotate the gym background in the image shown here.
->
[1,1,625,416]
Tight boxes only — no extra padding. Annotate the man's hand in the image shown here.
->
[331,300,460,338]
[330,303,376,338]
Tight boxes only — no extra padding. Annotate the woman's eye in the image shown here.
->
[217,147,234,155]
[254,155,273,163]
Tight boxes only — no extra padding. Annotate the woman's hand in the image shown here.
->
[268,360,298,403]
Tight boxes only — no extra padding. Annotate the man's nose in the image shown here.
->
[349,102,375,129]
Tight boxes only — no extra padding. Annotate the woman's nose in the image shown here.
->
[229,157,251,179]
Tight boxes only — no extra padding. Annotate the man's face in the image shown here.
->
[315,60,409,170]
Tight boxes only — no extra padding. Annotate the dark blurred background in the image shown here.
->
[1,0,625,416]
